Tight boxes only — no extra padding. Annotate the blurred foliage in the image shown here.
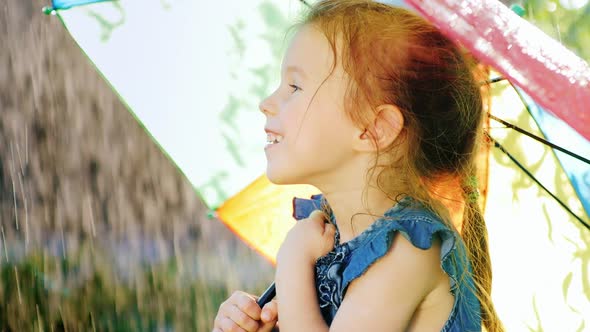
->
[0,253,231,331]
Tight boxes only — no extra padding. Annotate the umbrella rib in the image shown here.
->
[488,135,590,232]
[488,113,590,165]
[486,76,588,165]
[481,76,507,85]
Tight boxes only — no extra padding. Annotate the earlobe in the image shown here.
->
[354,128,373,153]
[357,104,404,152]
[360,129,370,139]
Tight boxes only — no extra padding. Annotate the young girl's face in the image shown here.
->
[259,25,362,187]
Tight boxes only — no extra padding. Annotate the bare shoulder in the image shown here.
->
[329,232,452,332]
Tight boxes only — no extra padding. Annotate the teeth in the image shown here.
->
[266,133,283,144]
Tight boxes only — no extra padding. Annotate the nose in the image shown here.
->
[259,94,277,116]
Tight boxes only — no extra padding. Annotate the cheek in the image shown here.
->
[279,99,310,139]
[291,109,353,160]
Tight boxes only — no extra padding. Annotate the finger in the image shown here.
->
[323,224,336,252]
[230,290,259,304]
[258,321,278,332]
[261,300,278,323]
[218,316,247,332]
[308,210,328,224]
[324,222,336,237]
[234,292,262,321]
[214,299,231,327]
[228,304,260,332]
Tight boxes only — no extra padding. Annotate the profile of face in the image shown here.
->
[259,25,363,188]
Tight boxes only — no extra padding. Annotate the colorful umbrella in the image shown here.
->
[44,0,590,330]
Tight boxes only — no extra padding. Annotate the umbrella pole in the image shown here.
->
[257,282,276,308]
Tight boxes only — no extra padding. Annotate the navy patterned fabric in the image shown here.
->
[292,194,481,331]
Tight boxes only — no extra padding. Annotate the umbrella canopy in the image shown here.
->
[47,0,320,259]
[46,0,590,330]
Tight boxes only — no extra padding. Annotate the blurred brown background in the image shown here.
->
[0,0,274,330]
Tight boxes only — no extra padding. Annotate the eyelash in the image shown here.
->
[289,84,302,93]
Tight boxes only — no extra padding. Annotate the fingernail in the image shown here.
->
[262,312,270,321]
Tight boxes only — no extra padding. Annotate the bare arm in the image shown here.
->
[329,233,445,331]
[275,256,329,332]
[275,233,445,331]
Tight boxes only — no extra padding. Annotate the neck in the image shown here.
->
[319,186,398,243]
[303,154,405,243]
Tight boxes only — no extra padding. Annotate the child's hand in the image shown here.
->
[213,291,278,332]
[277,210,336,266]
[259,299,279,332]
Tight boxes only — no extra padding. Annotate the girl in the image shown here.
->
[213,1,503,331]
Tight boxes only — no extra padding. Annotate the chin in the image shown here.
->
[266,172,293,185]
[266,168,303,186]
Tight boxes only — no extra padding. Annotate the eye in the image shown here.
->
[289,84,302,93]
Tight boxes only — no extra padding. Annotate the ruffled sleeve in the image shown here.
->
[341,210,460,295]
[292,194,324,220]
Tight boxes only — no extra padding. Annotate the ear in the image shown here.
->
[354,104,404,152]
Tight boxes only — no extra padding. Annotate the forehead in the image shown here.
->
[281,25,337,80]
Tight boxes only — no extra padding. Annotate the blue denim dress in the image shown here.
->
[292,194,481,332]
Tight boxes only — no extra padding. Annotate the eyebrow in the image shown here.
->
[284,65,308,79]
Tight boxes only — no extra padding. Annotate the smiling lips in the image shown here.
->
[265,129,284,147]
